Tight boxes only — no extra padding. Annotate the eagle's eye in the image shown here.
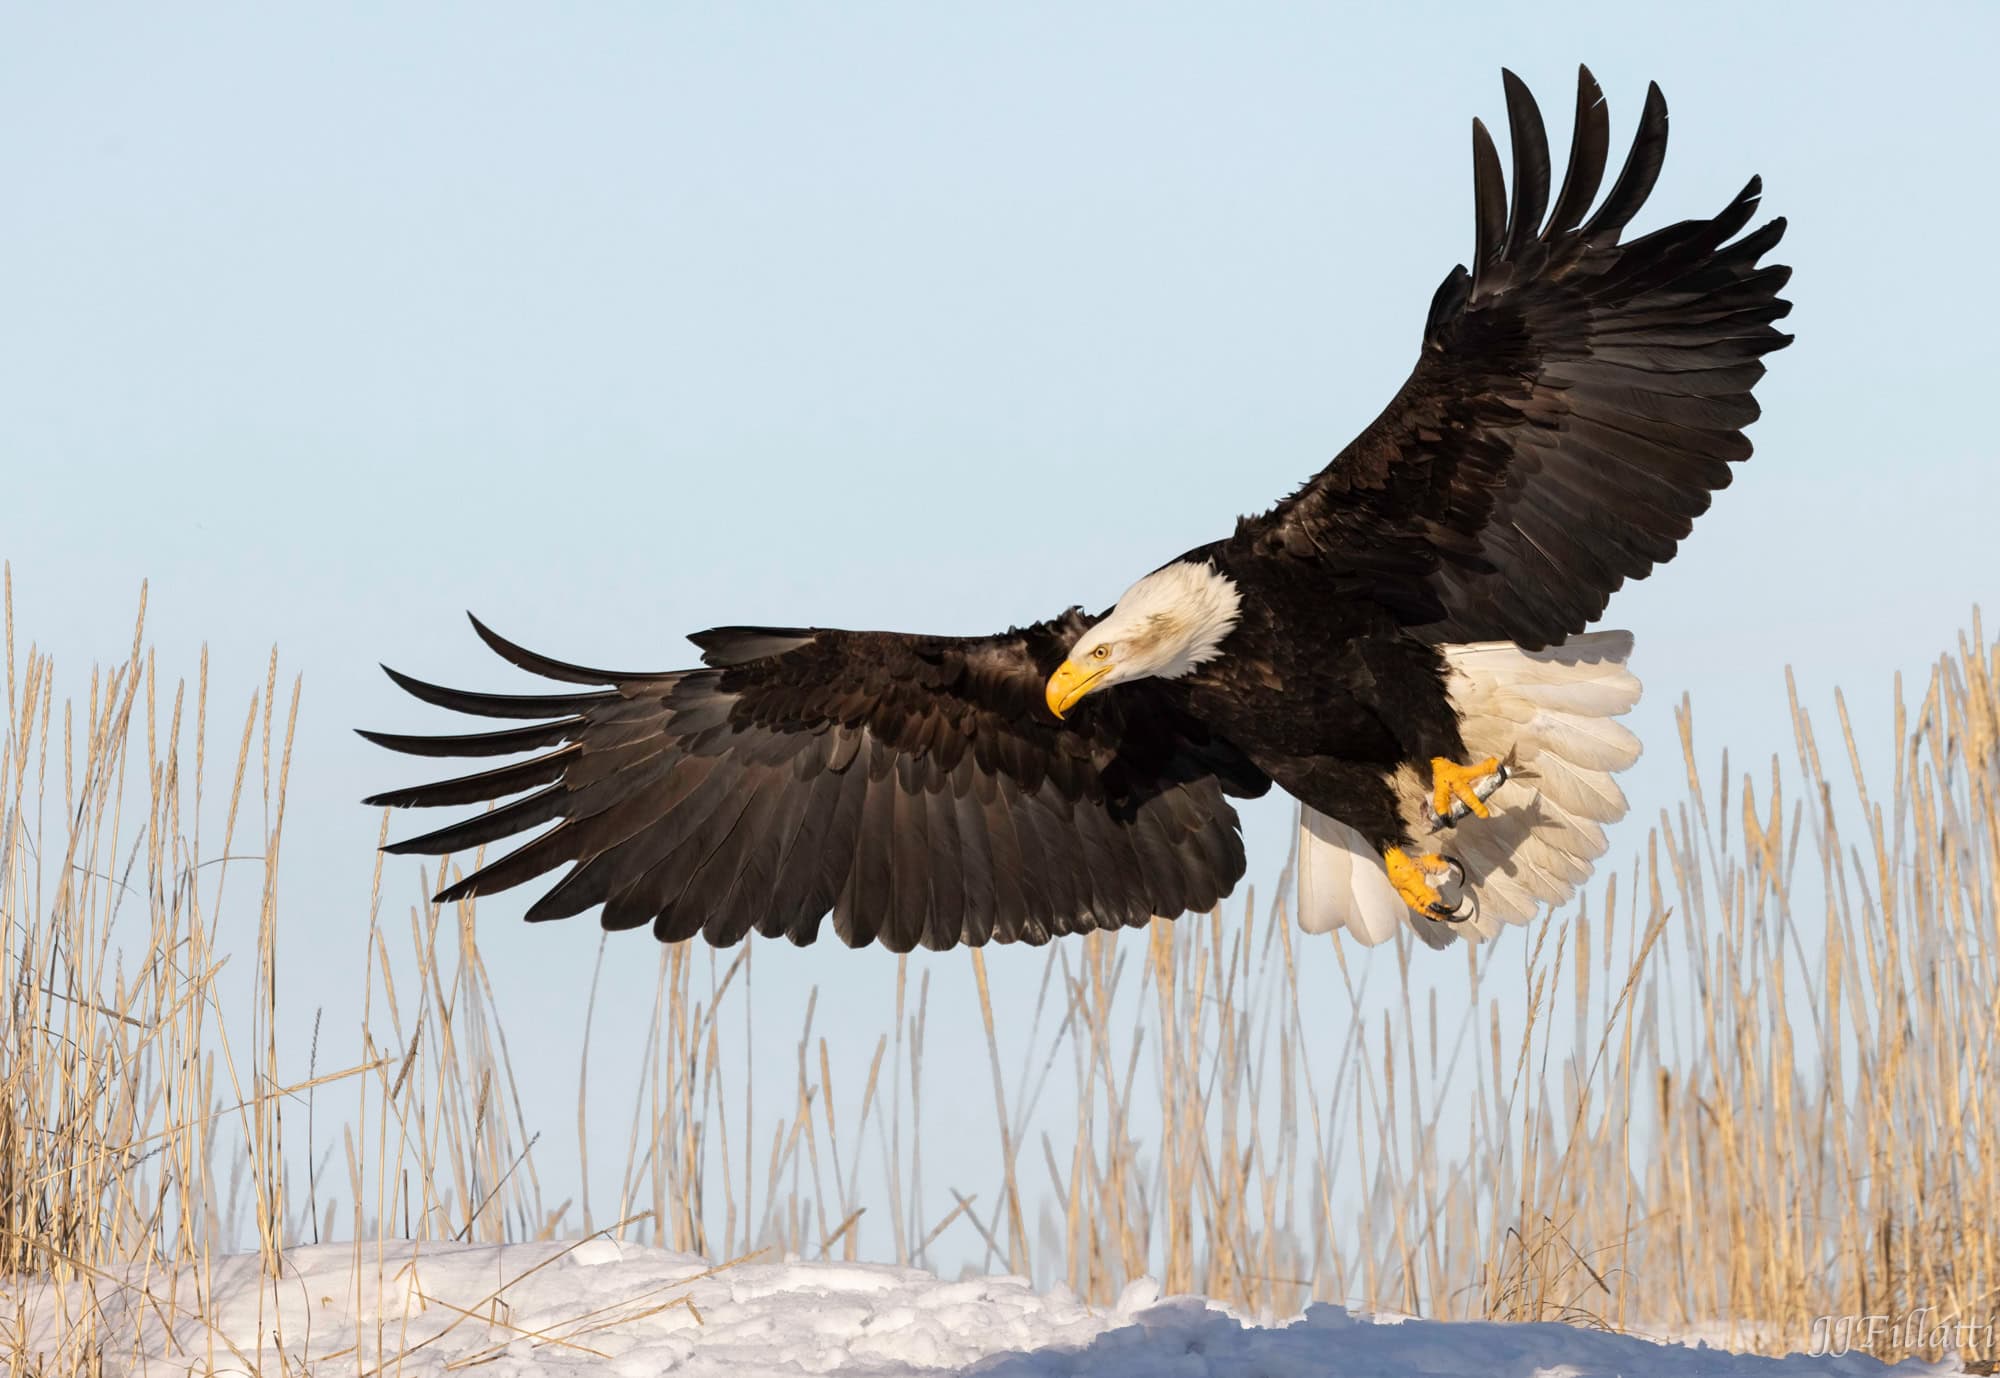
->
[1090,645,1111,661]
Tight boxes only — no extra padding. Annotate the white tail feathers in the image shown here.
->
[1295,631,1642,949]
[1297,809,1408,945]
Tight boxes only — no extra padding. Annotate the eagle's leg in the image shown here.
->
[1384,848,1470,921]
[1428,756,1506,823]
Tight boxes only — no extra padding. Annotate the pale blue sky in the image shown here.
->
[4,3,1995,1267]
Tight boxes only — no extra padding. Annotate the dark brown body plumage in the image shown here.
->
[364,68,1791,952]
[1171,543,1466,848]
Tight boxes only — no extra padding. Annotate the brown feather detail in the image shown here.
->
[364,617,1267,951]
[1240,66,1791,651]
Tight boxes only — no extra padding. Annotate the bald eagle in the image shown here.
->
[365,67,1790,953]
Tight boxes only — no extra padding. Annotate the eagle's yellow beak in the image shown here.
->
[1045,659,1108,720]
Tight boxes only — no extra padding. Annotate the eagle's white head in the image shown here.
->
[1045,560,1243,718]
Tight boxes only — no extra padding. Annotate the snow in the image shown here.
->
[7,1239,1962,1377]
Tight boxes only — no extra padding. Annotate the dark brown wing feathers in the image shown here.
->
[1245,65,1791,649]
[364,616,1268,952]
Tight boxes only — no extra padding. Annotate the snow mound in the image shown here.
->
[8,1238,1959,1376]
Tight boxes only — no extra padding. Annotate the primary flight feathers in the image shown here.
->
[1252,68,1787,649]
[365,67,1790,953]
[364,614,1269,951]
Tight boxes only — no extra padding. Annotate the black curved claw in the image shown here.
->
[1425,855,1478,924]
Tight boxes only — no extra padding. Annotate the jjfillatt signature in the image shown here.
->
[1809,1309,1997,1358]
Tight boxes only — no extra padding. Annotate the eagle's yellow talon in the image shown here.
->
[1385,847,1447,915]
[1431,755,1502,820]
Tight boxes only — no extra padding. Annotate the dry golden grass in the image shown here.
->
[2,565,1994,1370]
[0,573,636,1375]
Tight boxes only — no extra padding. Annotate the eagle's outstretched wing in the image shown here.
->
[362,615,1268,951]
[1240,66,1792,649]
